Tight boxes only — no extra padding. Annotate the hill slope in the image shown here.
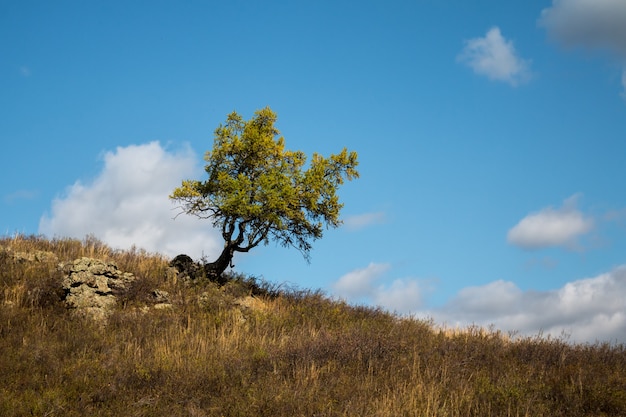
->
[1,235,625,416]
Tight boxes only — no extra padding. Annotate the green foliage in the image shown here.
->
[170,107,359,267]
[2,235,626,416]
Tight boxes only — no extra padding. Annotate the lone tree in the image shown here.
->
[170,107,359,279]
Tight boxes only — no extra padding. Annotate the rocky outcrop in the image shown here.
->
[1,248,58,264]
[61,257,135,321]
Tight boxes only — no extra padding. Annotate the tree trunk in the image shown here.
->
[204,244,235,285]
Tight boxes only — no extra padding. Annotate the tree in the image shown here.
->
[170,107,359,279]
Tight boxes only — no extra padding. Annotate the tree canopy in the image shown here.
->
[170,107,359,279]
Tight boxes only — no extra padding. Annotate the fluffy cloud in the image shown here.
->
[507,195,594,250]
[343,211,385,231]
[457,27,532,86]
[539,0,626,53]
[332,261,626,343]
[539,0,626,95]
[332,263,423,312]
[333,263,391,299]
[424,266,626,344]
[39,142,222,260]
[373,278,423,314]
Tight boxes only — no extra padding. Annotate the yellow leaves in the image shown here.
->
[170,107,360,258]
[169,180,203,200]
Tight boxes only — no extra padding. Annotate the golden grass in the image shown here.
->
[1,234,625,416]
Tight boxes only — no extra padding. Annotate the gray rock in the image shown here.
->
[61,257,134,320]
[0,248,58,264]
[152,289,173,309]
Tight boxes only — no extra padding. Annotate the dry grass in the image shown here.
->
[1,234,625,416]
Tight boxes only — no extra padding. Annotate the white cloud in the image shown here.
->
[39,142,222,260]
[446,280,523,319]
[333,262,390,299]
[539,0,626,54]
[539,0,626,96]
[343,211,385,231]
[332,263,424,313]
[423,266,626,344]
[373,278,423,314]
[507,195,594,250]
[457,27,532,86]
[333,262,626,343]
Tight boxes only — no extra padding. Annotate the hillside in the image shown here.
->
[1,235,625,417]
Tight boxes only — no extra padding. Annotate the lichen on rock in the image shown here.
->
[61,257,135,321]
[0,247,59,264]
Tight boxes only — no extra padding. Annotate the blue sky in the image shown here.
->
[2,0,626,343]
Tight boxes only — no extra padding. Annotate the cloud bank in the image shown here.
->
[332,263,626,344]
[426,266,626,344]
[39,142,222,259]
[507,195,594,250]
[457,27,532,86]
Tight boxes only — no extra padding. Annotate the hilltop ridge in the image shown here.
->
[1,235,625,416]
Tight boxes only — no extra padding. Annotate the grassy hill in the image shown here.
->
[1,235,625,416]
